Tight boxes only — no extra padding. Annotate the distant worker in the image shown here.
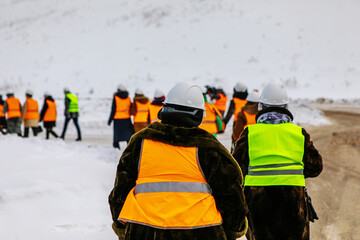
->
[232,90,260,145]
[3,91,22,136]
[0,94,7,134]
[147,89,165,125]
[232,82,323,240]
[223,82,248,150]
[107,84,135,149]
[21,89,40,137]
[199,88,224,137]
[223,82,248,127]
[60,87,82,141]
[130,88,150,133]
[109,82,248,240]
[206,85,228,116]
[40,92,59,139]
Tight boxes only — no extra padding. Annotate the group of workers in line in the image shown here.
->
[108,81,323,240]
[107,81,261,152]
[0,88,81,140]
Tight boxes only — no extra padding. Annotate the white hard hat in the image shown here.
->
[246,91,260,102]
[164,82,205,111]
[154,89,165,98]
[135,88,144,95]
[260,82,289,106]
[64,87,70,93]
[117,84,126,91]
[234,82,247,92]
[44,91,51,97]
[26,89,33,95]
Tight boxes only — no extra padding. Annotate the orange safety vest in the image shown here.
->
[233,98,247,122]
[243,111,257,128]
[0,104,4,117]
[148,104,163,123]
[114,96,131,119]
[133,100,150,123]
[119,139,223,229]
[214,93,227,112]
[199,102,222,134]
[24,98,39,120]
[6,97,21,119]
[43,100,57,122]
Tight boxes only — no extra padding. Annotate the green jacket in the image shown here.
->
[109,122,248,240]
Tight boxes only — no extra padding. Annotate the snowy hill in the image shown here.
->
[1,0,360,99]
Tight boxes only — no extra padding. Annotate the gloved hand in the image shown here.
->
[112,222,125,239]
[107,120,112,126]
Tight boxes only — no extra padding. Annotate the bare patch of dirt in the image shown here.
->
[305,108,360,240]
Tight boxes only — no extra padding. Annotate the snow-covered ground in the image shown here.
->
[0,98,329,240]
[1,0,359,239]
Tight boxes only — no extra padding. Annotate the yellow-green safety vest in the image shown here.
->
[66,93,79,113]
[245,123,305,186]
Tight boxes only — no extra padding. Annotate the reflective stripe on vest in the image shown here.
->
[149,104,162,123]
[0,104,4,117]
[114,96,131,119]
[24,98,39,120]
[233,98,247,122]
[243,111,256,128]
[6,97,21,119]
[199,102,218,134]
[134,182,212,194]
[66,93,79,113]
[214,93,227,112]
[133,100,150,123]
[43,100,57,122]
[119,139,223,229]
[245,123,305,186]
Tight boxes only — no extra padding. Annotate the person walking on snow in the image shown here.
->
[109,82,248,240]
[222,82,248,151]
[206,85,228,116]
[232,90,260,145]
[21,89,40,137]
[130,88,150,133]
[0,94,7,134]
[108,84,135,149]
[3,91,22,136]
[147,89,165,125]
[40,92,59,139]
[60,87,82,141]
[199,88,225,137]
[232,82,323,240]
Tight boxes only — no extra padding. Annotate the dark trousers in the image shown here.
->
[60,117,82,140]
[24,127,38,137]
[46,128,58,139]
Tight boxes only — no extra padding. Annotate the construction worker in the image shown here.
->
[40,92,58,139]
[130,88,150,133]
[232,82,323,240]
[232,90,260,144]
[147,89,165,125]
[109,82,248,240]
[3,91,22,136]
[223,82,248,151]
[0,94,7,134]
[60,87,82,141]
[21,89,40,137]
[206,86,228,116]
[108,84,135,149]
[199,89,224,137]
